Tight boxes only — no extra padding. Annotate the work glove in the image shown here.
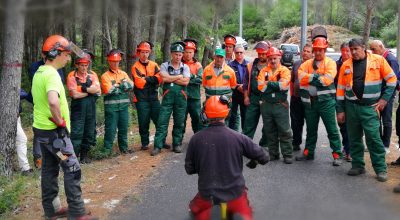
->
[246,160,258,169]
[145,76,159,85]
[49,117,69,138]
[86,77,93,87]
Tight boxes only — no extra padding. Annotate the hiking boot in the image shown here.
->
[283,157,293,164]
[21,169,33,176]
[269,154,280,161]
[122,149,134,154]
[393,184,400,193]
[173,145,183,153]
[151,148,161,156]
[332,152,341,166]
[344,154,352,162]
[163,143,171,149]
[390,157,400,166]
[292,145,301,151]
[72,213,99,220]
[140,145,149,151]
[332,159,342,166]
[34,156,42,169]
[46,207,68,220]
[376,172,388,182]
[295,154,314,161]
[347,167,366,176]
[80,149,92,164]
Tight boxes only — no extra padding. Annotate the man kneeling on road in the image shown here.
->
[185,95,269,220]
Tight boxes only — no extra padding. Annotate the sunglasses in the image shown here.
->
[235,51,244,54]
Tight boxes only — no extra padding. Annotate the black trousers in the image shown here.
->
[290,96,305,146]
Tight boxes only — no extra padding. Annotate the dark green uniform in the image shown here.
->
[154,62,190,149]
[242,58,267,146]
[183,60,203,133]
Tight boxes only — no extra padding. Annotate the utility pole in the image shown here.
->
[239,0,243,37]
[300,0,308,55]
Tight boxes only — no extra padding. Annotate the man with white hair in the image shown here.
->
[369,40,400,154]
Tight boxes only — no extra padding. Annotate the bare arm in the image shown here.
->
[86,85,100,94]
[160,72,183,83]
[174,77,190,86]
[70,90,88,99]
[48,91,64,124]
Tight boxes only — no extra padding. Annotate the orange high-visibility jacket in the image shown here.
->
[66,70,101,97]
[257,63,291,103]
[298,56,337,105]
[131,60,161,102]
[101,68,133,110]
[202,61,237,98]
[336,52,396,113]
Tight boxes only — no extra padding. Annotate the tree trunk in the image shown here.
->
[126,0,141,72]
[102,0,112,65]
[181,0,188,39]
[148,0,159,61]
[162,0,175,62]
[347,0,355,30]
[0,0,27,178]
[314,1,324,24]
[117,0,128,68]
[363,0,375,44]
[202,11,219,67]
[82,0,95,51]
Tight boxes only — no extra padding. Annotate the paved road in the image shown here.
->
[111,121,400,220]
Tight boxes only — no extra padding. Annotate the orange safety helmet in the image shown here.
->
[312,37,329,49]
[137,41,153,52]
[75,53,91,64]
[42,35,71,53]
[266,47,282,57]
[224,34,237,46]
[254,41,272,54]
[107,49,124,61]
[204,95,230,119]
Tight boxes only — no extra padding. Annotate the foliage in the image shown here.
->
[379,15,398,48]
[0,176,25,215]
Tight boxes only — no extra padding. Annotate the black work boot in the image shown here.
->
[151,148,161,156]
[46,207,68,220]
[376,172,388,182]
[347,167,366,176]
[173,145,183,153]
[163,143,171,149]
[80,149,92,164]
[393,184,400,193]
[141,145,149,151]
[283,157,293,164]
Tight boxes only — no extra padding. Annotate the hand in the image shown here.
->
[114,83,120,88]
[49,117,66,128]
[337,112,345,124]
[372,99,387,112]
[246,160,258,169]
[237,85,244,93]
[86,77,92,87]
[244,96,250,106]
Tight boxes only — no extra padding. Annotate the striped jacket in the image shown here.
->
[336,52,397,113]
[101,68,133,111]
[202,61,237,98]
[299,56,337,105]
[257,64,291,103]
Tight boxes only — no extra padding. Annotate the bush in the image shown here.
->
[0,176,25,215]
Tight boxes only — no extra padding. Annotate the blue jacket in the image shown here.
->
[28,60,65,83]
[19,89,32,114]
[384,52,400,86]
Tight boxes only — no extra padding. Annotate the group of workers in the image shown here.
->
[16,25,400,219]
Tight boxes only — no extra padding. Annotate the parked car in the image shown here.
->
[280,44,300,67]
[326,52,341,62]
[235,36,248,50]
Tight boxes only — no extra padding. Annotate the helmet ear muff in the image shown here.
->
[222,44,225,49]
[46,42,62,59]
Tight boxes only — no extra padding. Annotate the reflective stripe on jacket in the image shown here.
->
[202,61,237,97]
[257,64,291,103]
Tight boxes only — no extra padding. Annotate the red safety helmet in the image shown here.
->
[254,41,272,54]
[42,35,71,53]
[107,49,124,61]
[204,95,230,119]
[75,54,91,64]
[224,34,237,46]
[266,47,282,57]
[312,37,329,49]
[137,41,153,52]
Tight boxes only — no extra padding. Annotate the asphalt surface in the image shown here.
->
[111,121,400,220]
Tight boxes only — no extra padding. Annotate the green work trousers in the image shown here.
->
[261,101,293,158]
[154,87,187,149]
[346,101,387,173]
[70,96,97,153]
[303,98,342,157]
[184,98,202,134]
[103,107,129,153]
[242,94,267,146]
[136,100,160,146]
